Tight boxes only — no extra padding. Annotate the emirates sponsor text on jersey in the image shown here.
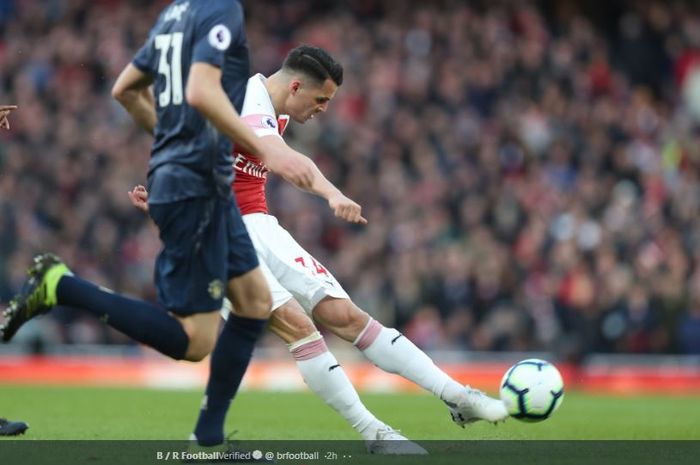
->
[233,153,268,178]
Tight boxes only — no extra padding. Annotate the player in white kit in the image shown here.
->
[130,45,507,454]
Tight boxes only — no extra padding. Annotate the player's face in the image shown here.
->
[288,78,338,123]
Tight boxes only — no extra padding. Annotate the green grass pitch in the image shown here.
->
[0,385,698,440]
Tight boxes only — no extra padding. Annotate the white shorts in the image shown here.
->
[237,213,349,314]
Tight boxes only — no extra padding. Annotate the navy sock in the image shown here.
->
[57,275,189,360]
[193,314,266,446]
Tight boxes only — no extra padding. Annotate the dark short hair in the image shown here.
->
[282,44,343,86]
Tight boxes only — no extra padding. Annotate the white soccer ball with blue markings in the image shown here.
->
[499,359,564,422]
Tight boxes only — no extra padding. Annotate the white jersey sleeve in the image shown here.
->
[240,74,282,138]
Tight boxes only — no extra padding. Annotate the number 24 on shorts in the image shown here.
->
[294,256,329,277]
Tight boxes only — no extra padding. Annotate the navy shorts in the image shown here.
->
[149,195,259,315]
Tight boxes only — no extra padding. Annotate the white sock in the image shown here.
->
[290,332,384,440]
[355,319,464,404]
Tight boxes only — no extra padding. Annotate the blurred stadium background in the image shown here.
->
[1,0,700,410]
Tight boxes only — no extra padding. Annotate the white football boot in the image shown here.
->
[365,426,428,455]
[446,386,509,427]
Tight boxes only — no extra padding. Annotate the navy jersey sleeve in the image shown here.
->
[132,40,155,74]
[132,23,159,74]
[191,1,244,68]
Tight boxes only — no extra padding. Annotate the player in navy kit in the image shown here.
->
[1,1,313,445]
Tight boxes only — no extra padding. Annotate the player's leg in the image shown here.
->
[312,298,508,425]
[1,253,191,359]
[0,197,232,361]
[313,298,465,399]
[192,199,272,447]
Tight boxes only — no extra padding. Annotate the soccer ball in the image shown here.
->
[499,358,564,422]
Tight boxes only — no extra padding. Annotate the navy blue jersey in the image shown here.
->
[132,0,250,203]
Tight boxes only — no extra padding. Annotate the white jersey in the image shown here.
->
[227,75,348,314]
[232,74,289,215]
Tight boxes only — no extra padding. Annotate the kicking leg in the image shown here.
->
[313,297,508,425]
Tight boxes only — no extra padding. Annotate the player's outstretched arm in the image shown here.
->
[260,134,367,224]
[186,62,315,190]
[112,64,157,134]
[0,105,17,130]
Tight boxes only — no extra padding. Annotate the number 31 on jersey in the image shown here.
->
[155,32,184,107]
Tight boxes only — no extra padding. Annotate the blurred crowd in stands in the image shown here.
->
[2,0,700,358]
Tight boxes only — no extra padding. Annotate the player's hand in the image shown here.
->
[128,185,149,213]
[0,105,18,130]
[328,193,367,224]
